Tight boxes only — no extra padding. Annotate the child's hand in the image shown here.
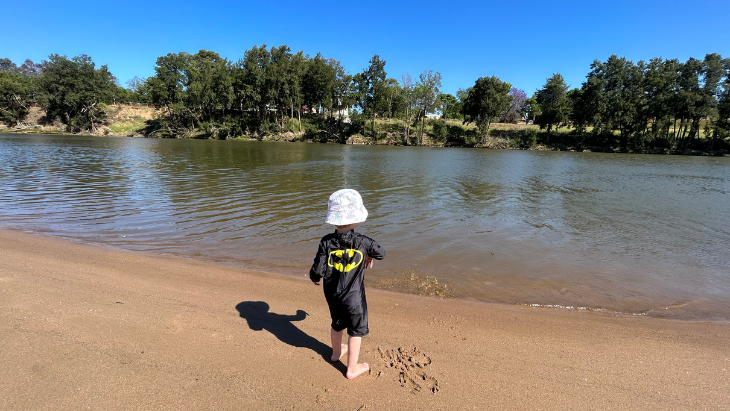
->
[365,257,374,269]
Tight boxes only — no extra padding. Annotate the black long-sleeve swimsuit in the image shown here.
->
[309,229,385,336]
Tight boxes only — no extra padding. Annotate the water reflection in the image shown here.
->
[1,134,729,320]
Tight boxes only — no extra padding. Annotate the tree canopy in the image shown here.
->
[37,54,117,131]
[0,59,35,125]
[461,76,512,144]
[353,55,387,137]
[413,70,442,144]
[535,73,571,141]
[568,54,730,150]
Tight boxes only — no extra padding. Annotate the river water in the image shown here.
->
[1,134,728,320]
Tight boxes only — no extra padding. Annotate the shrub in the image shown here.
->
[286,117,299,133]
[430,119,448,143]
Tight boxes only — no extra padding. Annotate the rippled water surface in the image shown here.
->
[2,134,729,320]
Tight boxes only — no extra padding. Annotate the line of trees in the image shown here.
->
[1,49,729,151]
[112,48,447,141]
[533,54,730,150]
[0,55,125,132]
[0,48,447,141]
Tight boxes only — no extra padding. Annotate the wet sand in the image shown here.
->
[1,228,729,410]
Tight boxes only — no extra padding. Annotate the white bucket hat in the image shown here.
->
[325,189,368,226]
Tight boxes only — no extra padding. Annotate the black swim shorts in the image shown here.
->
[329,304,369,337]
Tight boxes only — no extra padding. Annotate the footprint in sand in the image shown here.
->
[378,346,440,394]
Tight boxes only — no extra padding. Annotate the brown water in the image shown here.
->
[1,134,728,320]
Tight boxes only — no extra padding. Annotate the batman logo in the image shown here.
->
[327,249,363,273]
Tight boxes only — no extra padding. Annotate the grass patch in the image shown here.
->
[108,117,147,135]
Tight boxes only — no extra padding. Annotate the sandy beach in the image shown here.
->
[1,228,728,410]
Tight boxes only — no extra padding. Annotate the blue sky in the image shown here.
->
[3,0,729,97]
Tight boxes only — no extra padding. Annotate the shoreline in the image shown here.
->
[2,129,728,157]
[6,225,727,323]
[4,225,728,324]
[2,228,729,409]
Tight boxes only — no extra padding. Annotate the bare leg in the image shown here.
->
[345,336,369,379]
[330,328,347,362]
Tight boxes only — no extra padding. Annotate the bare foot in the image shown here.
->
[346,363,369,380]
[331,343,348,362]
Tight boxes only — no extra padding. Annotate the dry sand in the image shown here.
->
[1,228,728,410]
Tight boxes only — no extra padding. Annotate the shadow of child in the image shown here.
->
[235,301,345,374]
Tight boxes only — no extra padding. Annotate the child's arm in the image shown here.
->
[366,238,386,260]
[309,240,327,285]
[364,237,385,269]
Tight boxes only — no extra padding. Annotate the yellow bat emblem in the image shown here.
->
[327,249,363,273]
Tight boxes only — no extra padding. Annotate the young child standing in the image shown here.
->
[309,189,385,380]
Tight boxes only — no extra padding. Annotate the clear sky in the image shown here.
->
[3,0,729,97]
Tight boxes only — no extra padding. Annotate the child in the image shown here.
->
[309,189,385,380]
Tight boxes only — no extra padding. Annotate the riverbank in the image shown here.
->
[2,107,728,156]
[2,228,728,410]
[0,105,154,138]
[4,126,727,156]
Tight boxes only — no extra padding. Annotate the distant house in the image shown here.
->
[425,113,442,120]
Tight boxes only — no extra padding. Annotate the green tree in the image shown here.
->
[413,70,442,144]
[0,59,35,125]
[573,56,652,147]
[113,84,132,105]
[37,54,117,132]
[303,53,335,115]
[681,53,725,149]
[147,52,194,135]
[235,45,270,120]
[329,58,353,119]
[353,55,387,137]
[148,52,189,108]
[601,56,645,145]
[382,78,403,120]
[187,49,234,120]
[147,49,236,136]
[575,61,609,136]
[0,58,16,72]
[642,58,680,145]
[535,73,571,143]
[286,51,306,130]
[523,95,541,123]
[456,88,469,121]
[712,58,730,149]
[673,58,706,148]
[439,93,460,119]
[461,75,511,144]
[266,45,296,128]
